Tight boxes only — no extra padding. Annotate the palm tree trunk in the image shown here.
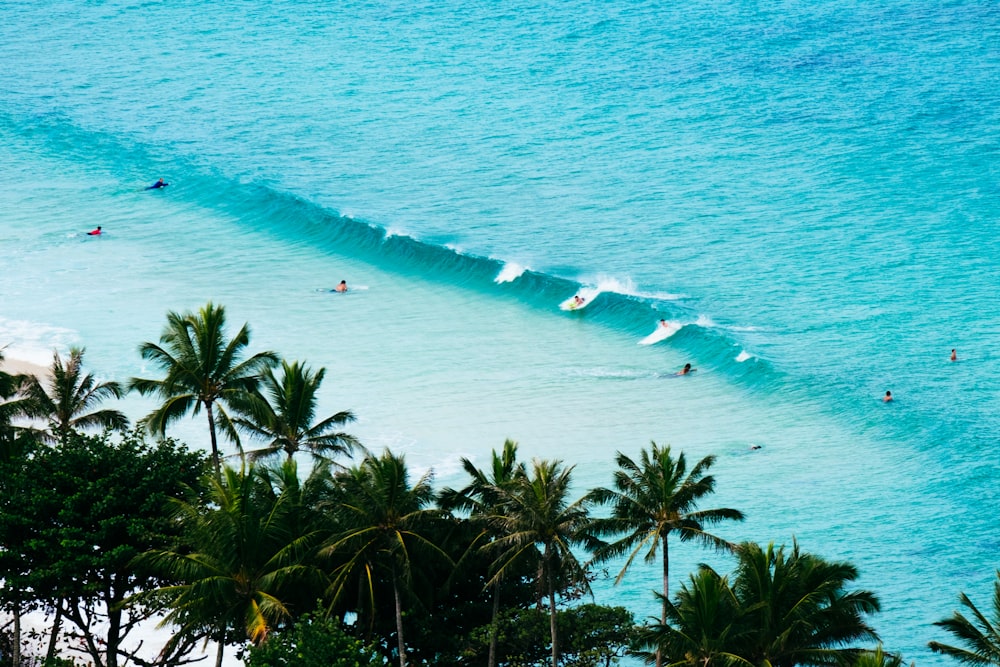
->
[548,575,559,667]
[488,580,501,667]
[206,401,221,476]
[657,534,670,667]
[45,602,63,662]
[12,597,22,667]
[215,629,226,667]
[393,571,407,667]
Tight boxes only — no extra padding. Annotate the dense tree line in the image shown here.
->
[0,303,995,667]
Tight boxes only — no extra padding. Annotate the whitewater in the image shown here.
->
[1,0,999,663]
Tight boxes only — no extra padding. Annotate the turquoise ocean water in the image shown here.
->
[1,0,999,663]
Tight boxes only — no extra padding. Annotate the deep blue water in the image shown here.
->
[2,0,999,663]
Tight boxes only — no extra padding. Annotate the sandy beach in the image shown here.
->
[0,356,48,379]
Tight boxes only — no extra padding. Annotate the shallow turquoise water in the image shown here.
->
[2,0,999,663]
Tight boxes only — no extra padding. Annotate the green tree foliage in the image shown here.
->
[19,347,128,444]
[136,461,331,667]
[0,430,205,667]
[487,459,598,667]
[439,439,528,667]
[129,302,278,475]
[231,359,360,464]
[928,572,1000,665]
[463,604,637,667]
[323,450,453,667]
[853,646,910,667]
[588,443,744,667]
[643,567,750,667]
[243,605,378,667]
[641,541,881,667]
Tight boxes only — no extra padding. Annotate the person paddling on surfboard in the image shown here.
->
[334,280,348,293]
[145,178,169,190]
[676,363,695,376]
[87,226,102,236]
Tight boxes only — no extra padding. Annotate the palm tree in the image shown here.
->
[136,461,328,667]
[732,541,880,667]
[323,450,452,667]
[588,442,744,667]
[232,360,360,464]
[639,567,751,667]
[0,349,34,667]
[439,439,527,667]
[641,542,881,667]
[488,458,597,667]
[854,646,910,667]
[20,347,128,444]
[129,303,278,475]
[0,348,32,454]
[928,572,1000,665]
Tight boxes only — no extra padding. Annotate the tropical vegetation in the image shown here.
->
[4,301,984,667]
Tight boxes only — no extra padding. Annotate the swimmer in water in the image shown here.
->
[334,280,348,293]
[145,178,169,190]
[677,363,695,376]
[883,390,893,402]
[87,226,102,236]
[950,349,957,362]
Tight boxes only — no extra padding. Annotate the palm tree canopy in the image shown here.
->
[588,442,744,585]
[732,541,881,667]
[439,439,527,518]
[928,572,1000,665]
[129,303,278,472]
[640,568,753,667]
[21,347,128,443]
[232,360,359,464]
[486,458,597,596]
[323,450,453,612]
[135,461,329,648]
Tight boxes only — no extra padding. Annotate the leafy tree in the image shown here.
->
[588,443,744,667]
[243,604,378,667]
[638,568,750,667]
[732,541,880,667]
[232,359,360,464]
[488,458,598,667]
[323,450,453,667]
[929,572,1000,665]
[136,461,330,667]
[853,646,910,667]
[0,357,36,667]
[640,542,880,667]
[18,347,128,445]
[464,604,637,667]
[439,439,528,667]
[0,430,205,667]
[129,302,278,475]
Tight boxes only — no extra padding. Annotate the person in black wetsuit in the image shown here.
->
[145,178,169,190]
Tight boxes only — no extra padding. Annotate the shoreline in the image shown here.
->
[0,356,49,379]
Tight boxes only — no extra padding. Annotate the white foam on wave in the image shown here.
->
[639,320,684,345]
[735,350,753,362]
[559,285,603,310]
[495,262,527,284]
[694,314,716,328]
[0,318,78,366]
